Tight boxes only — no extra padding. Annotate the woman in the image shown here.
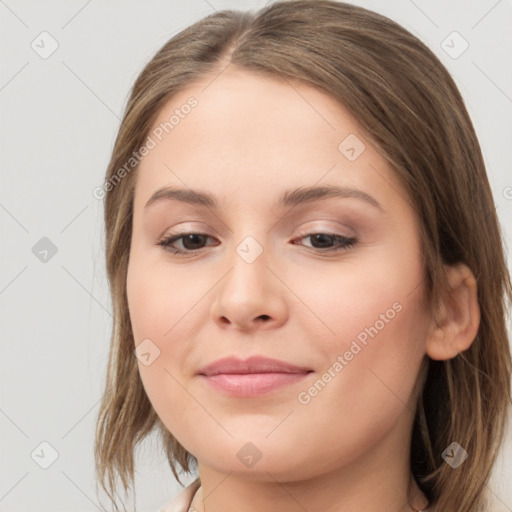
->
[94,1,512,511]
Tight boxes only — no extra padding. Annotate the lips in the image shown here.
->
[197,355,312,376]
[197,356,313,397]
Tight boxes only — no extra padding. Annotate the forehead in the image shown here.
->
[132,67,408,217]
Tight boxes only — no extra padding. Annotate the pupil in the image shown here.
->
[312,234,333,247]
[184,234,205,250]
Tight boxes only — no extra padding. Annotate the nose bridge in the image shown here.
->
[225,205,271,273]
[210,230,288,330]
[224,232,269,300]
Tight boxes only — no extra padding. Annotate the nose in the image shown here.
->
[210,243,288,332]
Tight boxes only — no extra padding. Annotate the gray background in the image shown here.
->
[1,0,511,511]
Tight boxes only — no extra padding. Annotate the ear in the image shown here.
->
[426,263,481,361]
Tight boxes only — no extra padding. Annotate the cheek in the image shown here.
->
[292,240,424,355]
[126,255,211,428]
[289,245,427,432]
[286,295,427,473]
[127,253,208,345]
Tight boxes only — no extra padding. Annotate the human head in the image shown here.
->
[94,2,512,511]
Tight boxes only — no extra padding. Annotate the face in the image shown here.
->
[126,67,430,481]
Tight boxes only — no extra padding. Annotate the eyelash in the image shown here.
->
[157,231,358,256]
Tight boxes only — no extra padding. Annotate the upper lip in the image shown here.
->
[198,356,312,376]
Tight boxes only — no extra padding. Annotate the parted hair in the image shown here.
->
[94,1,512,511]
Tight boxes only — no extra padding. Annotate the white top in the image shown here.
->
[158,478,201,512]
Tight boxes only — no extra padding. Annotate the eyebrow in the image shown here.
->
[144,184,384,212]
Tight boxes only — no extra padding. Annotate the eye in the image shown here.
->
[292,232,357,253]
[157,231,357,256]
[158,232,216,254]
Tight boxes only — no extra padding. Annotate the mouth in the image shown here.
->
[197,355,313,397]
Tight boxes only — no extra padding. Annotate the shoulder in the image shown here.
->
[157,478,201,512]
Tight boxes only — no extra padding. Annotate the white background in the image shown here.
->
[1,0,511,511]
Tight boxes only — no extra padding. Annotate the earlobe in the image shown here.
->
[425,263,481,361]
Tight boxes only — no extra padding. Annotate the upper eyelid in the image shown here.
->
[160,217,358,236]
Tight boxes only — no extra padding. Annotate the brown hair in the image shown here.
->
[94,1,512,510]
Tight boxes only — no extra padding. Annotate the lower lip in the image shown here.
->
[200,372,310,397]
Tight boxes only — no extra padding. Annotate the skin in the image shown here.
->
[126,67,480,512]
